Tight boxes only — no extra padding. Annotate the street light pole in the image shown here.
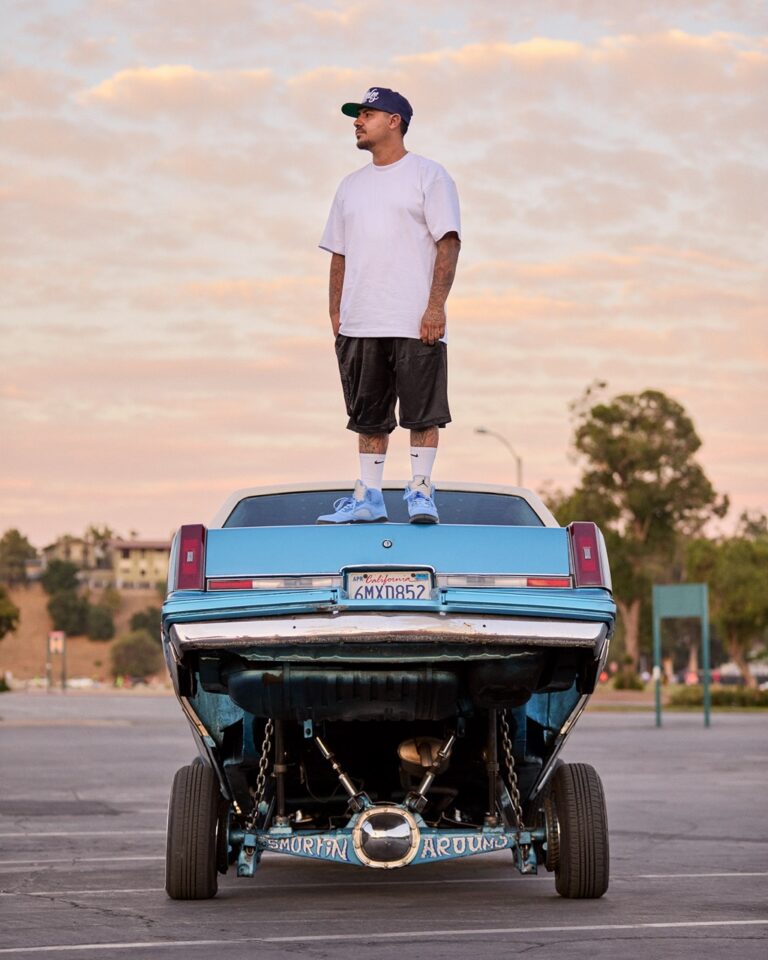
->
[475,427,523,487]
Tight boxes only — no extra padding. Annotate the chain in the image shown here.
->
[245,718,274,831]
[499,709,524,830]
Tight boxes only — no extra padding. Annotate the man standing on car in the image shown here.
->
[317,87,461,525]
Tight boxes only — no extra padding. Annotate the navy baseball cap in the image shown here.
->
[341,87,413,127]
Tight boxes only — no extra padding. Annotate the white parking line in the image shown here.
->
[0,920,765,953]
[0,871,765,897]
[638,872,768,879]
[0,856,164,866]
[0,889,165,898]
[266,919,768,943]
[0,831,165,839]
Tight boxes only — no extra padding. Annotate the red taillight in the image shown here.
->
[176,524,206,591]
[526,577,571,588]
[569,521,608,588]
[208,578,253,591]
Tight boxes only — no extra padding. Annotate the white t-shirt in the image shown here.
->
[319,153,461,339]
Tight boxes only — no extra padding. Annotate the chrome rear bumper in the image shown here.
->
[169,612,608,654]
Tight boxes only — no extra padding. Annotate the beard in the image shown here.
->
[355,135,372,151]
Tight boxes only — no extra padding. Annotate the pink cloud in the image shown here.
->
[295,2,368,29]
[67,36,116,67]
[0,61,76,111]
[0,115,138,169]
[82,65,274,117]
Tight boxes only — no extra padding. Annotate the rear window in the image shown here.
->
[223,491,544,528]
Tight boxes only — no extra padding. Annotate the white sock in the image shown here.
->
[359,453,386,491]
[410,446,437,482]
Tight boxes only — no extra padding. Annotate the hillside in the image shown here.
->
[1,583,163,683]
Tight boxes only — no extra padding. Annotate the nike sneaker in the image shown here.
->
[403,477,439,524]
[317,480,388,524]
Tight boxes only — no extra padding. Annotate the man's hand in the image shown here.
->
[331,312,341,337]
[420,304,446,345]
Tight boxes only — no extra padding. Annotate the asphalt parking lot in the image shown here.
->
[0,692,766,959]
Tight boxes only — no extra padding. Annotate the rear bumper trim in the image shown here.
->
[169,613,608,652]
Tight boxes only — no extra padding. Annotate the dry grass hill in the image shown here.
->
[2,583,163,683]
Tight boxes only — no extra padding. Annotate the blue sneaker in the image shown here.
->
[317,480,388,524]
[404,477,439,524]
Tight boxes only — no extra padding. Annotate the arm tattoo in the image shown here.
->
[329,253,345,316]
[427,233,460,310]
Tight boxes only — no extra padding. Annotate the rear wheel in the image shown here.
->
[552,762,609,899]
[165,762,220,900]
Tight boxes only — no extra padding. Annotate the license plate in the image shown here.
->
[346,570,433,601]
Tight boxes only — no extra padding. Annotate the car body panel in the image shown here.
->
[203,524,571,579]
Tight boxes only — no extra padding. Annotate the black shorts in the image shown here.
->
[335,335,451,435]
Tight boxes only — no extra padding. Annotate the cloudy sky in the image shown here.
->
[2,0,766,546]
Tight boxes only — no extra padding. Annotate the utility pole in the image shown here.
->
[475,427,523,487]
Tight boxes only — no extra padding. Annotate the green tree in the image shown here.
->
[99,585,122,614]
[110,630,163,679]
[686,533,768,687]
[0,529,37,586]
[736,510,768,539]
[0,585,20,639]
[47,591,89,635]
[556,386,728,672]
[85,524,115,569]
[130,606,161,641]
[41,560,80,595]
[86,604,115,642]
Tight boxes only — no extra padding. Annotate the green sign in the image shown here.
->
[652,583,710,727]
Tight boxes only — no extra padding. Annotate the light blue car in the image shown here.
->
[162,482,615,900]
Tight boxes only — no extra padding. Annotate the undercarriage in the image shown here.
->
[163,621,611,900]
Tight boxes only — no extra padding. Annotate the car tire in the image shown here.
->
[552,762,609,899]
[165,762,220,900]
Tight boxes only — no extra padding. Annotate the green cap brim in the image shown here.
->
[341,102,364,117]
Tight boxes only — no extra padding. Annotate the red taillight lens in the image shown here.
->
[176,524,206,591]
[526,577,571,588]
[569,521,607,588]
